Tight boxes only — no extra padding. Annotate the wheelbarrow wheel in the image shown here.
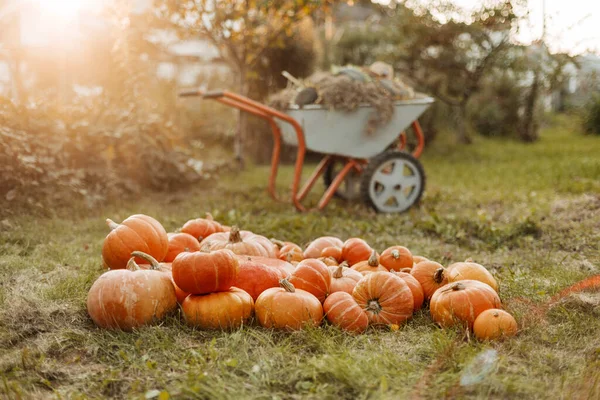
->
[323,159,362,201]
[360,151,425,213]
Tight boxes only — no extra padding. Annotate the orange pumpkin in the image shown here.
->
[352,271,414,326]
[303,236,344,259]
[129,251,189,304]
[321,246,343,262]
[233,257,284,301]
[392,270,424,311]
[164,232,201,262]
[102,214,168,270]
[342,238,373,266]
[181,213,224,241]
[380,246,413,271]
[410,261,448,299]
[236,255,294,277]
[276,241,304,263]
[318,256,339,266]
[255,279,323,330]
[172,249,239,295]
[430,280,502,329]
[329,263,363,295]
[289,259,331,303]
[201,226,277,258]
[447,260,498,292]
[352,250,388,275]
[323,292,369,334]
[473,309,518,340]
[182,287,254,330]
[413,255,429,265]
[87,258,177,331]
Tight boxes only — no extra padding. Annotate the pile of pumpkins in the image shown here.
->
[87,214,518,340]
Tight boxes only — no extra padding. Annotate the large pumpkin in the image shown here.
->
[447,260,499,292]
[102,214,168,270]
[172,249,239,295]
[87,258,177,330]
[303,236,344,259]
[130,251,189,304]
[289,259,331,303]
[352,272,414,326]
[392,270,424,311]
[323,292,369,334]
[473,309,517,340]
[164,232,201,262]
[342,238,373,266]
[201,226,277,258]
[351,250,388,275]
[255,279,323,330]
[410,261,448,300]
[234,257,284,301]
[236,255,294,278]
[180,213,224,241]
[182,287,254,330]
[430,280,502,329]
[380,246,413,271]
[329,263,363,295]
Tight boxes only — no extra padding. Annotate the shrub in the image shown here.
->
[583,94,600,135]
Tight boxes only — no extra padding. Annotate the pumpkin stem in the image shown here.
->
[367,250,379,267]
[126,257,140,271]
[391,249,400,259]
[451,282,465,291]
[205,212,214,221]
[198,236,204,242]
[270,238,286,249]
[333,265,344,279]
[106,218,119,231]
[279,278,296,293]
[229,226,243,243]
[465,257,474,263]
[200,243,211,253]
[433,267,446,284]
[340,261,349,268]
[130,251,161,270]
[366,299,382,314]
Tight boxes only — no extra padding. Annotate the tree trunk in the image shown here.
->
[520,70,541,142]
[455,103,473,144]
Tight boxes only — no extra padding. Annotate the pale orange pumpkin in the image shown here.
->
[303,236,344,259]
[473,309,518,340]
[352,250,388,275]
[329,263,363,295]
[342,238,373,266]
[233,257,284,301]
[289,259,331,303]
[321,246,343,262]
[323,292,369,334]
[380,246,413,271]
[181,213,224,242]
[164,232,201,262]
[275,241,304,263]
[392,270,424,311]
[447,260,498,292]
[318,256,339,267]
[172,249,239,295]
[201,226,277,258]
[410,261,448,299]
[181,287,254,330]
[129,251,189,304]
[413,255,429,265]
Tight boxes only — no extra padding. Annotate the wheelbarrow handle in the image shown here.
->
[202,90,225,99]
[178,90,202,97]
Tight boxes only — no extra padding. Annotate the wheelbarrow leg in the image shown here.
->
[297,156,332,202]
[318,160,360,210]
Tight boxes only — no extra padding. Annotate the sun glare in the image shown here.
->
[30,0,98,20]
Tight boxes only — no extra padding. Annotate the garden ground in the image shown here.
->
[1,115,599,399]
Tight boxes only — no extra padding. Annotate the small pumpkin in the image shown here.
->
[303,236,344,259]
[181,213,224,242]
[172,249,239,295]
[87,257,177,331]
[289,259,331,303]
[182,287,254,330]
[473,309,518,340]
[236,255,294,277]
[391,270,424,311]
[430,280,502,329]
[352,250,388,275]
[323,292,369,334]
[342,238,373,266]
[410,261,448,299]
[318,256,339,267]
[234,257,284,301]
[352,271,414,326]
[329,262,363,295]
[413,255,429,265]
[102,214,168,270]
[272,240,304,263]
[321,246,343,262]
[201,226,277,258]
[255,279,323,330]
[447,260,498,292]
[164,232,201,262]
[380,246,413,271]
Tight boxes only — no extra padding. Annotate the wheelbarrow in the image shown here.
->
[179,89,434,213]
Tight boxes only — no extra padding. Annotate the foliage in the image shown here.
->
[583,94,600,135]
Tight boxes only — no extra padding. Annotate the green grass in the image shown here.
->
[1,114,599,399]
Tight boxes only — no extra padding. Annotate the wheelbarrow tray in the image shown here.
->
[277,97,434,159]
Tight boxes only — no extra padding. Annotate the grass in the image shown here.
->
[1,114,599,399]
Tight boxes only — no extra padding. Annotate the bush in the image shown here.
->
[583,94,600,135]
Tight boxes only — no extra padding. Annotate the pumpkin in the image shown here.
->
[323,292,369,334]
[380,246,413,271]
[164,232,201,262]
[329,263,363,295]
[289,259,331,303]
[129,251,189,304]
[447,260,499,292]
[351,250,388,275]
[410,261,448,299]
[201,226,277,258]
[255,279,323,330]
[321,246,343,262]
[318,256,339,267]
[236,255,294,277]
[430,280,502,329]
[172,249,239,295]
[181,213,224,241]
[102,214,168,270]
[303,236,344,259]
[413,255,429,265]
[234,257,284,301]
[473,309,518,340]
[274,241,304,263]
[87,257,177,330]
[391,270,424,311]
[352,271,414,326]
[342,238,373,266]
[182,287,254,330]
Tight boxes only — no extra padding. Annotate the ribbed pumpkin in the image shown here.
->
[329,263,363,295]
[473,309,518,340]
[102,214,168,270]
[352,272,414,326]
[164,232,201,262]
[380,246,413,271]
[342,238,373,266]
[430,280,502,329]
[172,249,239,295]
[323,292,369,334]
[303,236,344,259]
[352,250,388,275]
[273,240,304,263]
[182,287,254,330]
[392,270,424,311]
[87,258,177,331]
[255,279,323,330]
[321,246,343,262]
[180,213,224,241]
[410,261,448,299]
[233,257,284,301]
[201,226,277,258]
[236,255,294,278]
[289,259,331,303]
[447,260,499,292]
